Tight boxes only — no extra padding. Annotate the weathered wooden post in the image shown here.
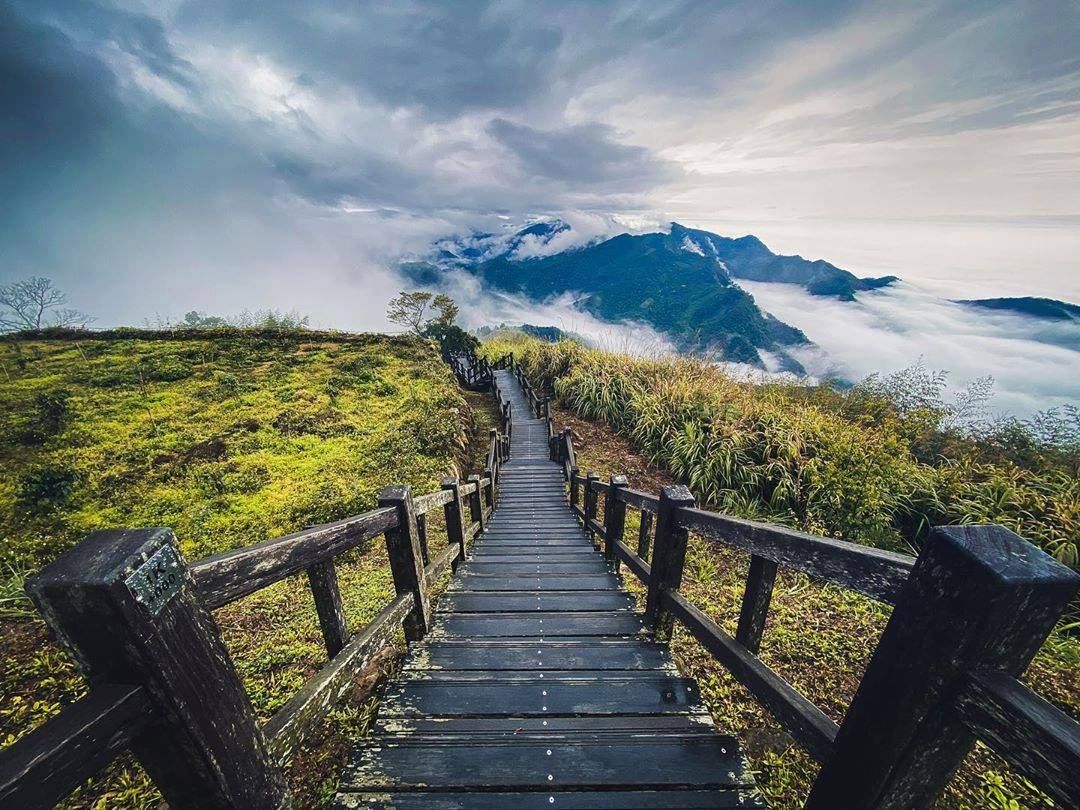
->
[637,511,654,561]
[377,486,429,642]
[26,528,291,809]
[584,472,601,545]
[645,485,696,636]
[467,473,486,533]
[735,555,778,655]
[441,478,467,568]
[806,525,1080,810]
[604,475,628,566]
[488,428,499,484]
[306,560,349,658]
[415,512,430,566]
[569,466,581,509]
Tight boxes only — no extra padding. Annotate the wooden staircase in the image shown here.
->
[333,369,762,808]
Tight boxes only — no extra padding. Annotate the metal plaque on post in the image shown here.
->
[125,544,183,614]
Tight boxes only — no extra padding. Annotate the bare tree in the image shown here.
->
[0,277,92,332]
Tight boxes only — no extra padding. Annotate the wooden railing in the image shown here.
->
[543,383,1080,809]
[0,404,507,808]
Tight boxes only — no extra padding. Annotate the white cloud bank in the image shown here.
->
[740,280,1080,418]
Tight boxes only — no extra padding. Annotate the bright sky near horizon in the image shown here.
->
[2,0,1079,328]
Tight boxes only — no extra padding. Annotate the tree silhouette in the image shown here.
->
[0,277,92,332]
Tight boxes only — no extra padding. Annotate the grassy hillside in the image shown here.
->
[483,335,1078,808]
[0,329,484,808]
[480,334,1077,566]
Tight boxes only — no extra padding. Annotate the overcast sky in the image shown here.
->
[2,0,1079,329]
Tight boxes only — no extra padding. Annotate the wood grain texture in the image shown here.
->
[306,559,349,659]
[0,685,151,810]
[675,507,914,604]
[807,525,1079,810]
[27,528,291,809]
[264,593,411,765]
[192,507,397,609]
[953,669,1080,810]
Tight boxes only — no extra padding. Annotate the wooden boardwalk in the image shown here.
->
[335,370,761,808]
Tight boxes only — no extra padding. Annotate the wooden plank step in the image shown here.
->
[438,591,633,612]
[404,641,668,670]
[398,669,677,682]
[338,737,752,790]
[458,561,611,575]
[338,789,759,808]
[375,715,717,737]
[431,612,647,638]
[450,575,619,591]
[379,677,703,716]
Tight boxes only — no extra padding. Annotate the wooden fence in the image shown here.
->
[0,368,509,809]
[489,353,1080,810]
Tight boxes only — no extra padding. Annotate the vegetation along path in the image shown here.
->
[334,368,762,807]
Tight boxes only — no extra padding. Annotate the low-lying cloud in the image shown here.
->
[740,280,1080,418]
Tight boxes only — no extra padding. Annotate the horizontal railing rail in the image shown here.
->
[518,353,1080,810]
[0,370,511,809]
[0,685,152,809]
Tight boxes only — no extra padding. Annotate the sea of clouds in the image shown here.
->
[739,280,1080,419]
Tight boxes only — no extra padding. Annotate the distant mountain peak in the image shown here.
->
[429,218,577,267]
[404,218,904,368]
[954,296,1080,322]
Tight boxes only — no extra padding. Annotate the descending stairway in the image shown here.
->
[334,369,761,808]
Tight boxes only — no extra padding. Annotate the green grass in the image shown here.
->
[481,334,1078,567]
[0,330,484,808]
[528,351,1078,810]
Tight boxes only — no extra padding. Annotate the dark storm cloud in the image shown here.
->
[0,0,1077,353]
[488,118,678,188]
[0,5,120,157]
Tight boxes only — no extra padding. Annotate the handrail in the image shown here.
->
[674,508,914,605]
[1,355,513,808]
[952,670,1079,810]
[661,588,839,763]
[192,507,398,609]
[0,685,152,809]
[533,348,1080,809]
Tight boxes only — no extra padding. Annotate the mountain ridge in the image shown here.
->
[406,219,908,369]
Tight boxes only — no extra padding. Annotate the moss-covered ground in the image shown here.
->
[0,330,496,808]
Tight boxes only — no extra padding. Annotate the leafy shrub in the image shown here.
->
[19,389,73,443]
[19,465,79,508]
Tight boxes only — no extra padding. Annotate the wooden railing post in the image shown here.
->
[569,466,581,508]
[735,555,778,655]
[483,467,495,513]
[306,560,349,658]
[441,478,467,566]
[584,472,600,544]
[637,511,654,561]
[806,525,1080,810]
[604,475,628,565]
[415,513,430,565]
[467,474,485,533]
[645,485,696,636]
[377,485,429,642]
[26,528,291,809]
[488,428,499,482]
